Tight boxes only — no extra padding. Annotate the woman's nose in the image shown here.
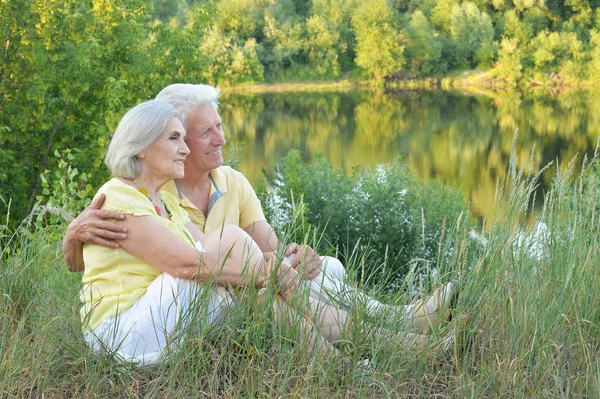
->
[182,141,190,155]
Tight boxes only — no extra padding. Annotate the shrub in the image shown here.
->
[257,150,472,286]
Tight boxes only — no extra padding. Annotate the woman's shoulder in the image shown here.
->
[96,178,155,216]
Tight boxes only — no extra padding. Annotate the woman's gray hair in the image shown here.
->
[105,100,179,179]
[155,83,220,127]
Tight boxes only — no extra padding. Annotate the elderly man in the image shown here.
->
[63,83,457,333]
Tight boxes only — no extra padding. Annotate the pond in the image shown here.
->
[219,89,600,223]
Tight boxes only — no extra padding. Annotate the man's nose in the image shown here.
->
[213,129,226,145]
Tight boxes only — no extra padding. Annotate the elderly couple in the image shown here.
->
[64,83,458,364]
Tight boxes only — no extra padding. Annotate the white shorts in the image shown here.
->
[84,273,235,365]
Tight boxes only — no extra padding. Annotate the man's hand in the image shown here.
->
[276,262,301,301]
[285,243,322,280]
[63,193,127,272]
[66,193,128,248]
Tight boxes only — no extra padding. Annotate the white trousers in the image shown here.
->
[84,255,408,364]
[84,273,235,364]
[309,256,415,326]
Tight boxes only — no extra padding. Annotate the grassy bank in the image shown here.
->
[225,71,600,95]
[1,152,599,397]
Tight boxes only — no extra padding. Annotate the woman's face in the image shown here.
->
[138,117,190,182]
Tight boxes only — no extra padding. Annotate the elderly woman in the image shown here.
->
[81,100,301,364]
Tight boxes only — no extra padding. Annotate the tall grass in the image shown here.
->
[1,150,599,397]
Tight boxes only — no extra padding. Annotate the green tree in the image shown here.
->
[502,10,535,44]
[215,0,261,39]
[200,27,264,85]
[352,0,405,78]
[587,29,600,82]
[259,12,305,76]
[450,1,495,68]
[496,37,524,84]
[310,0,360,70]
[305,15,343,77]
[430,0,457,34]
[0,0,155,224]
[530,31,585,78]
[512,0,546,12]
[403,10,444,75]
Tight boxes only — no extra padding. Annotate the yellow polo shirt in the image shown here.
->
[162,166,266,234]
[80,179,194,333]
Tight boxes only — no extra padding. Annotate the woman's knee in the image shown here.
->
[205,225,249,249]
[205,224,262,259]
[320,256,346,281]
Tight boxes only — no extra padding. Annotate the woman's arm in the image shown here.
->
[114,215,270,287]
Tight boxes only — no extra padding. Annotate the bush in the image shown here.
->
[257,150,472,286]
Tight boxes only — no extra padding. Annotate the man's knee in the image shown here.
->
[320,256,346,281]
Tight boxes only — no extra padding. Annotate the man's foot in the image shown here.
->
[411,281,459,334]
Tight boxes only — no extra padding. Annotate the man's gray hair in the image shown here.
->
[105,100,179,179]
[155,83,220,127]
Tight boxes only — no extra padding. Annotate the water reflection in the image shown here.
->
[219,90,599,223]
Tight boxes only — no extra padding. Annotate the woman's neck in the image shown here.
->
[120,175,163,199]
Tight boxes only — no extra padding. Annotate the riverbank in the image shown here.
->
[226,70,597,95]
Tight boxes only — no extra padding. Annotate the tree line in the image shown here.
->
[157,0,600,84]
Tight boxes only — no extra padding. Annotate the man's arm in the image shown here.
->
[63,193,127,272]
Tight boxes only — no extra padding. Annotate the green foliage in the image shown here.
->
[403,10,445,75]
[216,0,261,39]
[530,31,585,79]
[305,15,343,77]
[352,0,405,78]
[200,27,265,85]
[258,151,471,285]
[0,0,158,226]
[33,150,97,233]
[502,9,535,44]
[259,12,305,75]
[430,0,457,33]
[449,1,495,68]
[587,29,600,82]
[496,37,525,84]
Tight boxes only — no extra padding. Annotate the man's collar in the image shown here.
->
[208,167,228,194]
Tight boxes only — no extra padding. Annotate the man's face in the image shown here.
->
[183,104,226,174]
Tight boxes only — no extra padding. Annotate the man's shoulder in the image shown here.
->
[214,166,250,186]
[216,165,246,179]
